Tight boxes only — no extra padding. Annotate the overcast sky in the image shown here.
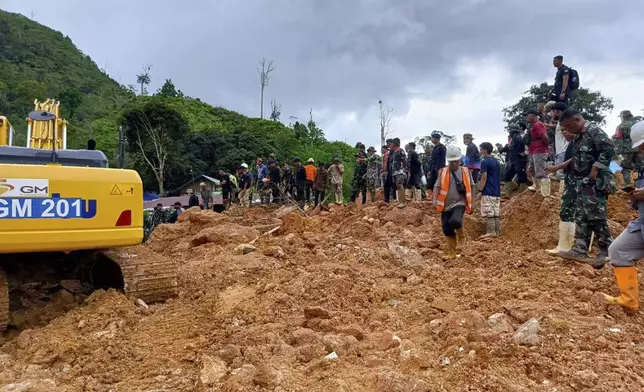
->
[3,0,644,152]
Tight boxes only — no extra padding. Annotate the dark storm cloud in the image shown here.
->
[4,0,644,138]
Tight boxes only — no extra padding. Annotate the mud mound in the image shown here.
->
[608,191,637,226]
[501,191,560,250]
[2,194,644,391]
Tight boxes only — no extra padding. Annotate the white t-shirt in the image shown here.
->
[554,123,569,155]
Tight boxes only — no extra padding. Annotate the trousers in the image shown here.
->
[441,205,465,237]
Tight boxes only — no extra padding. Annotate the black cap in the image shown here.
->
[552,102,568,111]
[431,131,442,139]
[292,157,301,163]
[524,108,539,116]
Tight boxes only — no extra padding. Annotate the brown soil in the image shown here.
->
[1,192,643,391]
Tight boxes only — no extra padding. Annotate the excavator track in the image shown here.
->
[100,245,178,304]
[0,268,8,332]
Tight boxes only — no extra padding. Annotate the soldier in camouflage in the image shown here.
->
[350,142,368,204]
[365,146,381,203]
[557,109,617,268]
[613,110,640,186]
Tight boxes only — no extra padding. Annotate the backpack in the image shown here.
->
[569,68,580,90]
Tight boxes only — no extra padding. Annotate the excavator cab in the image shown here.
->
[0,99,177,331]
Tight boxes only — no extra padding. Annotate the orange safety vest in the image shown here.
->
[435,166,473,214]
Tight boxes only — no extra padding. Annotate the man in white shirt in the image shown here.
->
[551,102,569,182]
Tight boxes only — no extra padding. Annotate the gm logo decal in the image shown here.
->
[0,179,49,198]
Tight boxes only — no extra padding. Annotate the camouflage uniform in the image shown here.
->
[144,208,168,240]
[559,167,576,222]
[351,149,368,203]
[613,117,639,185]
[366,153,381,201]
[570,123,616,255]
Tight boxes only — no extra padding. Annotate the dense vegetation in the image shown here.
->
[0,9,357,196]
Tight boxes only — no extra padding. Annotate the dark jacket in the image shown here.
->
[268,166,281,185]
[510,132,527,168]
[391,148,406,172]
[409,151,422,176]
[313,168,328,191]
[430,143,446,171]
[282,168,294,186]
[295,164,308,185]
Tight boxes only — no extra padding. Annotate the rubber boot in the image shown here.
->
[479,218,497,238]
[494,217,501,236]
[547,221,567,254]
[592,249,609,270]
[405,189,412,202]
[441,237,458,260]
[518,183,528,192]
[603,266,639,313]
[397,189,406,208]
[563,222,575,252]
[414,189,422,202]
[503,181,518,197]
[370,190,376,204]
[455,228,466,253]
[540,178,551,197]
[528,180,540,192]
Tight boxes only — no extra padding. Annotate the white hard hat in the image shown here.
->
[241,163,249,169]
[199,182,206,187]
[446,145,462,162]
[631,121,644,149]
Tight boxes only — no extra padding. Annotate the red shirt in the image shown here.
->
[529,121,549,154]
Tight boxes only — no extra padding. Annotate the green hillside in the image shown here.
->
[0,9,132,148]
[0,9,356,196]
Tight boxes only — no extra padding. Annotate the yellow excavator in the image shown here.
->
[0,99,178,331]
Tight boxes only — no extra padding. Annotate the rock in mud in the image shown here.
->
[383,207,424,226]
[376,371,430,392]
[388,243,424,266]
[233,243,258,255]
[513,318,540,346]
[253,364,283,388]
[200,355,228,386]
[487,313,515,333]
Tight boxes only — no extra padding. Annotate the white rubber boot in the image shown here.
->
[547,221,566,254]
[528,180,541,192]
[562,222,576,252]
[541,178,551,197]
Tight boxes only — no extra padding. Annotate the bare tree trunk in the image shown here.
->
[157,176,164,196]
[378,100,393,147]
[260,85,265,119]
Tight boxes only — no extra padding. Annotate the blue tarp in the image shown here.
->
[143,192,160,201]
[610,161,622,174]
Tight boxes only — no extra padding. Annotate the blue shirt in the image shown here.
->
[257,164,268,181]
[480,156,501,197]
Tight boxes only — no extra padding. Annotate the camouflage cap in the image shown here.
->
[355,142,365,149]
[463,133,473,139]
[367,146,376,152]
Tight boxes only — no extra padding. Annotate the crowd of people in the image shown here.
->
[141,54,644,314]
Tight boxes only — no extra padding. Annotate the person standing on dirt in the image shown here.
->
[328,158,344,205]
[217,169,233,209]
[304,158,317,204]
[187,189,200,209]
[168,201,184,223]
[381,139,395,203]
[391,138,408,208]
[237,166,253,208]
[427,131,446,197]
[502,124,529,197]
[294,157,308,207]
[406,142,422,202]
[312,162,329,207]
[255,158,269,204]
[463,133,481,191]
[556,109,617,268]
[614,110,640,187]
[366,146,381,203]
[266,160,282,204]
[282,163,295,200]
[551,102,569,181]
[547,128,577,255]
[351,143,368,205]
[602,120,644,314]
[433,145,473,260]
[525,108,551,196]
[478,142,501,238]
[199,182,213,210]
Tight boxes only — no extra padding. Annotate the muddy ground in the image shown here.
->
[0,189,643,392]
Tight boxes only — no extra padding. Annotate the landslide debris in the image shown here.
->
[1,192,643,391]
